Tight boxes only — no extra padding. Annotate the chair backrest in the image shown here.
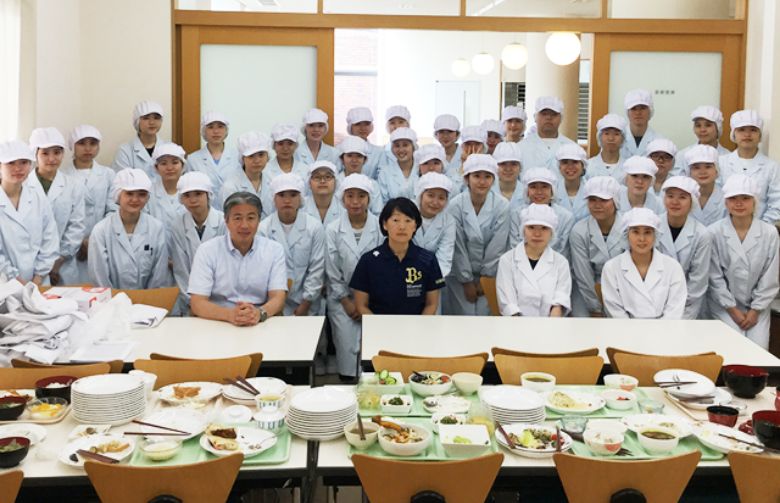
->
[606,347,724,386]
[553,451,700,503]
[11,358,125,374]
[352,453,503,503]
[0,470,23,503]
[85,453,243,503]
[494,353,604,385]
[149,353,263,379]
[729,451,780,503]
[133,356,252,389]
[479,277,500,316]
[0,362,112,388]
[113,287,179,312]
[491,347,600,358]
[372,353,488,379]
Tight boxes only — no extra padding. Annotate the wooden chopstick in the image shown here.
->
[495,422,516,449]
[131,419,190,435]
[657,382,699,388]
[123,432,189,436]
[77,449,119,464]
[236,376,261,395]
[223,378,256,396]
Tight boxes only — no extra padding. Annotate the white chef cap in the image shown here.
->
[521,203,559,232]
[390,127,418,146]
[385,105,411,122]
[690,106,723,134]
[338,135,368,157]
[346,107,373,126]
[501,105,527,123]
[646,138,677,158]
[621,207,661,232]
[132,100,164,131]
[583,176,620,201]
[462,153,498,177]
[415,144,446,166]
[302,108,329,134]
[271,173,305,195]
[112,168,151,202]
[308,160,338,178]
[481,119,503,137]
[0,140,35,163]
[152,142,186,164]
[623,156,658,178]
[685,144,719,167]
[461,125,487,145]
[238,131,271,157]
[596,114,627,135]
[729,110,763,142]
[415,172,453,201]
[661,176,700,200]
[69,125,102,150]
[523,167,557,189]
[433,114,460,133]
[492,142,522,164]
[339,173,373,201]
[722,173,760,200]
[624,89,654,117]
[535,96,564,115]
[200,111,229,140]
[29,127,66,151]
[177,171,213,201]
[271,124,299,144]
[556,143,588,163]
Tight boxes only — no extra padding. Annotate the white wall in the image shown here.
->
[745,0,779,159]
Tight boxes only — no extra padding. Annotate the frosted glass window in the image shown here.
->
[200,44,317,147]
[177,0,317,13]
[609,51,722,150]
[609,0,735,19]
[324,0,459,16]
[467,0,600,18]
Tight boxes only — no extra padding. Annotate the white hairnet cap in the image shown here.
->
[646,138,677,157]
[492,142,522,164]
[270,173,305,195]
[556,143,587,163]
[152,142,186,163]
[415,172,453,200]
[112,168,152,202]
[309,160,338,177]
[521,203,559,232]
[271,124,299,143]
[596,113,627,134]
[69,124,102,150]
[238,131,271,157]
[624,89,654,117]
[462,153,498,177]
[501,105,527,122]
[535,96,564,115]
[177,171,213,200]
[132,100,164,130]
[623,155,658,177]
[0,140,35,163]
[584,176,620,200]
[621,207,661,232]
[390,127,418,145]
[722,173,760,199]
[385,105,411,122]
[338,135,368,157]
[302,108,329,136]
[690,105,723,133]
[685,144,719,167]
[346,107,373,126]
[200,111,229,140]
[481,119,503,137]
[29,127,66,150]
[414,143,446,166]
[729,109,763,142]
[523,167,557,188]
[339,173,373,201]
[434,114,460,132]
[461,125,487,144]
[661,175,701,199]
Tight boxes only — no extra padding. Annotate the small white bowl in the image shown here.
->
[380,394,413,415]
[358,372,405,395]
[408,372,453,397]
[603,374,639,392]
[586,419,627,435]
[520,372,556,393]
[140,439,181,462]
[583,428,624,456]
[451,373,483,395]
[601,389,637,411]
[637,427,679,454]
[378,424,431,456]
[219,405,253,423]
[439,424,491,458]
[343,421,379,450]
[430,412,467,434]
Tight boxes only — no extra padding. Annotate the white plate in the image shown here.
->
[222,377,287,401]
[59,435,135,468]
[0,423,47,444]
[290,387,356,413]
[691,422,762,454]
[200,427,276,458]
[495,423,573,458]
[422,396,471,414]
[621,414,693,438]
[68,424,111,440]
[0,389,35,400]
[479,386,545,411]
[72,375,143,396]
[544,390,606,415]
[665,388,732,410]
[653,369,716,399]
[140,409,207,441]
[158,382,223,405]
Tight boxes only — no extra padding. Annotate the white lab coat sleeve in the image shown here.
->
[87,222,112,287]
[761,167,780,224]
[302,225,326,302]
[436,220,456,278]
[35,202,61,278]
[111,144,133,172]
[267,242,289,292]
[508,209,522,249]
[750,231,780,311]
[495,251,520,316]
[683,229,712,319]
[169,225,191,298]
[325,226,351,300]
[708,234,737,309]
[601,259,629,318]
[450,210,474,284]
[481,205,510,277]
[661,261,688,319]
[568,226,602,313]
[147,233,171,289]
[59,186,87,259]
[552,255,573,314]
[0,239,19,279]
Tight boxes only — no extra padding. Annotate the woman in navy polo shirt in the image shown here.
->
[350,198,445,315]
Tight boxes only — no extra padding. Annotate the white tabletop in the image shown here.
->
[361,316,780,368]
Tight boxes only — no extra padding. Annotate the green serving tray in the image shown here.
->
[568,430,724,461]
[543,387,650,419]
[358,384,481,418]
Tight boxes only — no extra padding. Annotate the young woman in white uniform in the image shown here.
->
[413,172,456,279]
[497,203,571,317]
[147,143,186,229]
[112,100,165,177]
[304,161,342,226]
[295,108,339,166]
[491,142,524,209]
[220,132,273,219]
[187,111,240,208]
[433,114,462,180]
[708,174,779,349]
[481,119,503,155]
[673,106,730,175]
[337,136,384,215]
[345,107,385,180]
[647,139,677,196]
[602,208,687,319]
[377,127,418,201]
[618,156,662,213]
[266,124,310,183]
[685,145,727,226]
[586,114,626,181]
[554,143,590,222]
[502,105,527,143]
[621,89,661,158]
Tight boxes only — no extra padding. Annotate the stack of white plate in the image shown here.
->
[286,387,357,441]
[479,385,545,425]
[71,374,146,425]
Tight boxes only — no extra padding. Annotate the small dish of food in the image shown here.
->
[27,397,68,420]
[59,435,135,468]
[380,394,413,415]
[158,382,223,407]
[343,420,380,450]
[451,372,482,395]
[200,424,277,458]
[408,372,452,397]
[422,395,470,414]
[140,438,182,462]
[621,414,692,438]
[600,389,637,411]
[430,412,467,434]
[376,420,431,456]
[544,390,606,415]
[637,427,679,454]
[35,375,76,403]
[692,422,762,454]
[359,370,405,395]
[68,424,111,440]
[0,397,28,421]
[0,436,30,468]
[495,424,572,459]
[521,372,556,393]
[583,428,624,456]
[603,374,639,392]
[439,424,491,458]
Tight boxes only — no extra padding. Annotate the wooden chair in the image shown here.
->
[11,358,124,374]
[84,453,243,503]
[494,353,604,385]
[133,355,252,389]
[372,352,488,379]
[553,451,700,503]
[479,276,500,316]
[606,347,724,386]
[0,362,112,388]
[352,452,503,503]
[491,347,599,358]
[0,470,23,503]
[113,287,179,312]
[149,352,263,379]
[729,451,780,503]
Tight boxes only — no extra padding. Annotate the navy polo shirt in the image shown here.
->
[349,240,445,314]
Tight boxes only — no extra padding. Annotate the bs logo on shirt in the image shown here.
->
[405,267,423,284]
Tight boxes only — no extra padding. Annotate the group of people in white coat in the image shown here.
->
[1,88,779,378]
